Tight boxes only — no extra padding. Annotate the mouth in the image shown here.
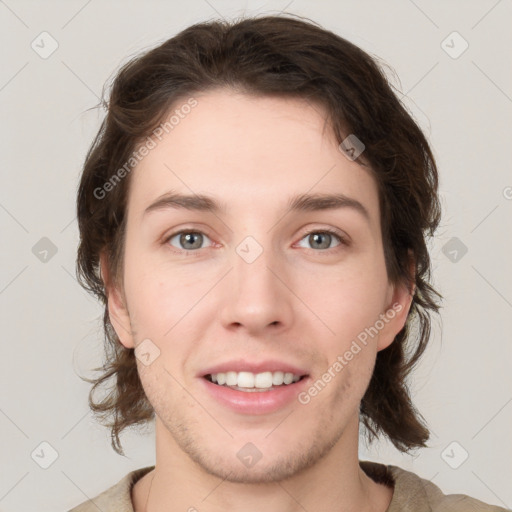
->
[198,360,311,414]
[200,370,310,414]
[203,371,309,392]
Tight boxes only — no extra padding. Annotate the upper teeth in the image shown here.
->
[210,371,301,388]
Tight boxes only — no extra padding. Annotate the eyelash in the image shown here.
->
[162,227,349,256]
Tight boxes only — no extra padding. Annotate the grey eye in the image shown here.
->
[297,231,342,250]
[168,231,211,250]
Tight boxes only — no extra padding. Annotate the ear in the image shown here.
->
[99,251,135,349]
[376,251,416,352]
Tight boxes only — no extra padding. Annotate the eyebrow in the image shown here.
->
[143,191,370,222]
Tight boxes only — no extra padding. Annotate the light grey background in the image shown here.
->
[1,1,511,511]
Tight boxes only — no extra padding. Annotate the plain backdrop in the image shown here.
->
[0,1,511,510]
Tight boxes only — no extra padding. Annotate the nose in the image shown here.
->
[219,236,294,335]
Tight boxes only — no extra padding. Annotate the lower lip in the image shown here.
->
[200,376,310,415]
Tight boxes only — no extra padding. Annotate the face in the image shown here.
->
[104,89,412,483]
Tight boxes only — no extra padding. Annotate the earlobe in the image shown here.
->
[377,249,416,350]
[99,252,135,349]
[376,277,415,352]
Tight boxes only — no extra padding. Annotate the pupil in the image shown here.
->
[311,233,330,249]
[182,232,201,249]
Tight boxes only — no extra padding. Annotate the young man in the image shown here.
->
[70,14,508,512]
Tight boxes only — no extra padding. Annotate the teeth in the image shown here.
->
[238,371,255,388]
[225,371,237,386]
[254,372,272,388]
[272,371,284,385]
[209,371,303,389]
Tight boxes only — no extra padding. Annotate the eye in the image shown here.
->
[165,230,213,252]
[163,228,348,254]
[295,228,347,251]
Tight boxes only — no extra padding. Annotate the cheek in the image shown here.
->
[301,355,376,423]
[306,266,389,342]
[123,248,197,329]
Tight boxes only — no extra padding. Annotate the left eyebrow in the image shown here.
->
[143,191,370,223]
[287,192,370,223]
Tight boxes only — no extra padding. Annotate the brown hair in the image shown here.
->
[76,13,442,456]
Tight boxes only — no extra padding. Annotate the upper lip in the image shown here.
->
[198,359,310,378]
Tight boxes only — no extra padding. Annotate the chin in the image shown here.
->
[196,456,305,484]
[185,439,332,485]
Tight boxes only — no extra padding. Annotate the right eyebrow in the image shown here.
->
[143,192,226,217]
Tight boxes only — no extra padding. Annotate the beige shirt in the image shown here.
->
[68,460,510,511]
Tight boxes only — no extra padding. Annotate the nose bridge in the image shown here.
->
[233,232,279,296]
[220,230,292,331]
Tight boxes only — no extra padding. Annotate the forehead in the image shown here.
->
[127,89,379,228]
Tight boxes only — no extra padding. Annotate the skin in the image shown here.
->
[101,89,414,512]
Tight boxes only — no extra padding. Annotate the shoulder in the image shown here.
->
[360,460,510,512]
[68,466,155,512]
